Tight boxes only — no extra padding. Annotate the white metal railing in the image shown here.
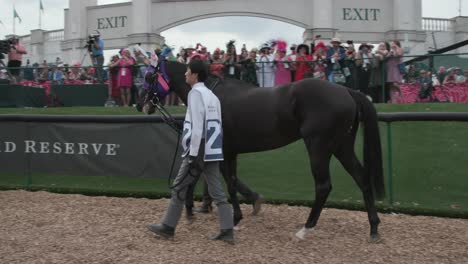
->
[45,30,65,41]
[422,17,454,31]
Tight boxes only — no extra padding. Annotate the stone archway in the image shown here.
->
[63,0,427,62]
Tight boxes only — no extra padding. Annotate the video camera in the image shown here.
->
[84,31,100,52]
[0,38,15,60]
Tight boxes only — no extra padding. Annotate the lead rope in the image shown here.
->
[150,96,184,190]
[151,97,194,201]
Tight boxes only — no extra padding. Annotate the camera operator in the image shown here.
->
[89,30,104,83]
[7,36,27,84]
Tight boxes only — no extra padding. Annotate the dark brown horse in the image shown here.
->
[138,60,384,242]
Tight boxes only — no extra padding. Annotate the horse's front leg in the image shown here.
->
[222,158,243,226]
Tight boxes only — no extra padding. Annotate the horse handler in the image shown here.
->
[148,59,234,244]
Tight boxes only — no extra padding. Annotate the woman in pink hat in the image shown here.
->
[311,41,328,80]
[274,40,291,85]
[67,62,82,82]
[110,49,134,106]
[210,48,224,78]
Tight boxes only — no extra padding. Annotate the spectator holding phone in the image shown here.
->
[326,38,346,83]
[355,43,374,97]
[110,49,134,107]
[385,40,404,103]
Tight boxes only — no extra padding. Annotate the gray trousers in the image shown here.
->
[162,158,233,230]
[92,55,104,83]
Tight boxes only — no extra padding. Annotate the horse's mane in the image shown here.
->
[166,60,187,75]
[208,76,258,91]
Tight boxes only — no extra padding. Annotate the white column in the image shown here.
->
[303,0,335,43]
[127,0,165,49]
[312,0,333,29]
[393,0,422,31]
[30,29,45,62]
[454,17,468,53]
[387,0,425,53]
[68,0,98,39]
[131,0,152,34]
[62,0,98,65]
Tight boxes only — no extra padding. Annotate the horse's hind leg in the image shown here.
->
[333,135,381,242]
[296,136,333,239]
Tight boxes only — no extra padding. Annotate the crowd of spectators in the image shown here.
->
[3,35,468,106]
[163,37,468,103]
[8,57,102,85]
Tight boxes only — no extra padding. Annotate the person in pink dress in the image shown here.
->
[294,44,312,81]
[274,40,291,86]
[108,55,121,104]
[111,49,134,106]
[386,40,404,103]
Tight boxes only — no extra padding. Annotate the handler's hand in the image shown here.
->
[188,155,196,164]
[188,156,202,176]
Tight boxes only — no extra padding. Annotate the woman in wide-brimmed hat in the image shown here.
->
[356,43,374,97]
[326,37,347,83]
[240,48,259,86]
[274,40,291,85]
[256,42,275,87]
[223,40,241,80]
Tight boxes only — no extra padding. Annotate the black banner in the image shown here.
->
[0,116,183,178]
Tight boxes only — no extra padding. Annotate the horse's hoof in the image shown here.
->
[233,216,243,227]
[295,226,313,240]
[186,214,194,225]
[368,234,382,243]
[252,195,265,215]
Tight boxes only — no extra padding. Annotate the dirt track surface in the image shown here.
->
[0,190,467,264]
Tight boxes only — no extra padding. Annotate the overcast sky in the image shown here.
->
[0,0,467,56]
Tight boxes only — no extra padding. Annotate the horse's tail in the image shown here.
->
[349,90,385,200]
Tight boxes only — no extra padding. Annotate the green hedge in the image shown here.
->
[0,84,46,107]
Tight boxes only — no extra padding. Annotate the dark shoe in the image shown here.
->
[193,204,212,214]
[211,229,234,244]
[252,194,264,216]
[148,224,175,239]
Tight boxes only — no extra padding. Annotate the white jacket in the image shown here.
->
[181,82,223,161]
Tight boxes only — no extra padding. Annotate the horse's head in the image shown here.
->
[136,60,190,115]
[136,64,165,114]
